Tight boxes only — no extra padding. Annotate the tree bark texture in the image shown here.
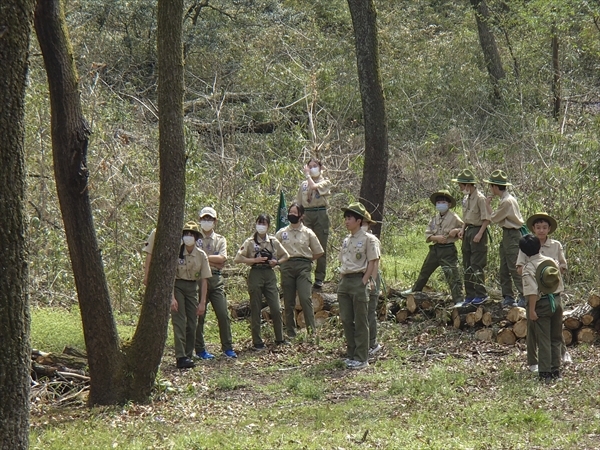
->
[0,0,36,447]
[124,0,187,402]
[347,0,389,237]
[34,0,123,405]
[470,0,506,99]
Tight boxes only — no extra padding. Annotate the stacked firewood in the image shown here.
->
[562,294,600,345]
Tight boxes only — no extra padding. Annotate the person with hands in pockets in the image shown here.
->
[337,202,381,370]
[234,214,290,350]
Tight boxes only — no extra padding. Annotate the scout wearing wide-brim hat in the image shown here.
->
[429,190,456,209]
[527,213,558,235]
[484,169,512,186]
[341,202,369,219]
[183,221,202,240]
[536,259,560,294]
[451,169,477,184]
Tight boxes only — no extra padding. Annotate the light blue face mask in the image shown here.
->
[435,202,449,213]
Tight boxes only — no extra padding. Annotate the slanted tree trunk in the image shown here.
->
[470,0,506,99]
[347,0,388,237]
[0,0,36,446]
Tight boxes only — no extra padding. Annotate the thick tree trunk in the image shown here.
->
[347,0,389,237]
[123,0,187,402]
[470,0,506,99]
[0,0,36,446]
[35,0,123,405]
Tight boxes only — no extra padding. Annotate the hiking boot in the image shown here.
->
[347,360,369,370]
[502,296,517,308]
[313,280,323,289]
[252,343,266,351]
[176,357,195,369]
[368,343,382,356]
[223,349,238,358]
[538,372,553,384]
[551,369,562,380]
[196,349,215,360]
[276,339,292,346]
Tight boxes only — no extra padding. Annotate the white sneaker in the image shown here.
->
[347,360,369,370]
[529,364,538,372]
[368,343,382,356]
[562,352,572,364]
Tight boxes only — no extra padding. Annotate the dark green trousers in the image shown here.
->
[280,258,315,337]
[172,279,198,359]
[413,244,462,303]
[195,273,233,353]
[462,226,488,298]
[368,271,382,348]
[526,293,566,366]
[338,274,369,363]
[303,209,329,282]
[499,228,523,298]
[247,267,284,346]
[533,294,563,373]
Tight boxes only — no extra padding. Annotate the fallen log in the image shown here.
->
[395,309,410,323]
[474,328,496,342]
[576,326,597,344]
[314,310,330,327]
[563,328,573,346]
[582,306,600,327]
[513,319,528,339]
[506,307,526,323]
[406,292,436,314]
[588,293,600,308]
[497,327,517,345]
[229,301,252,320]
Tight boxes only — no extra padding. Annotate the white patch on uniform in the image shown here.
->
[282,232,289,240]
[196,238,203,248]
[342,238,348,248]
[254,244,260,251]
[356,241,364,248]
[179,259,185,265]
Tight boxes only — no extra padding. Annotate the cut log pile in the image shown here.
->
[257,291,339,329]
[561,294,600,345]
[31,347,89,405]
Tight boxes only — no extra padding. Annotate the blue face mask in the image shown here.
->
[435,203,449,213]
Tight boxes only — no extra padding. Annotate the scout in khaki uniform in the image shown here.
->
[234,214,290,350]
[276,203,324,338]
[362,211,383,356]
[453,169,491,305]
[194,207,237,360]
[410,190,464,305]
[485,170,525,308]
[519,234,563,383]
[296,158,332,289]
[516,213,569,372]
[142,221,212,369]
[338,202,381,369]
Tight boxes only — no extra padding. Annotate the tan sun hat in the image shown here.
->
[526,213,557,235]
[183,221,201,239]
[451,169,477,184]
[484,169,512,186]
[429,189,456,209]
[199,207,217,219]
[536,259,560,294]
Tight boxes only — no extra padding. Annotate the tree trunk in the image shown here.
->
[551,25,560,119]
[35,0,123,405]
[0,0,36,446]
[347,0,389,237]
[123,0,187,402]
[470,0,506,99]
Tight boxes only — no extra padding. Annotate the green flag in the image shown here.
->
[276,190,289,231]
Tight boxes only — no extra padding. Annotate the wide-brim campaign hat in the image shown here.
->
[451,168,477,184]
[199,206,218,219]
[183,220,201,238]
[536,259,560,294]
[363,210,382,225]
[341,202,368,219]
[526,213,557,235]
[430,190,456,209]
[484,169,512,186]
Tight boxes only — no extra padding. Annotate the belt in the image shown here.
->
[342,272,365,278]
[433,243,455,248]
[251,265,272,270]
[288,257,312,263]
[304,207,327,211]
[211,269,222,276]
[501,227,520,231]
[465,224,481,228]
[175,278,196,283]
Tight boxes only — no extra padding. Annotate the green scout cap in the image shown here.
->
[536,259,560,294]
[527,213,558,235]
[451,169,477,184]
[430,190,456,209]
[341,202,368,220]
[183,221,201,238]
[484,169,512,186]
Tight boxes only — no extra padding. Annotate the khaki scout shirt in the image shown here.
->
[142,229,156,254]
[234,234,289,263]
[338,228,380,275]
[522,254,563,296]
[296,175,332,208]
[490,191,524,229]
[517,238,567,272]
[176,246,212,281]
[425,210,464,244]
[462,188,491,226]
[276,223,324,259]
[197,231,227,269]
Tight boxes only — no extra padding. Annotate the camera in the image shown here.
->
[256,248,273,262]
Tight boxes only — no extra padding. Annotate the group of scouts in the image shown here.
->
[409,168,568,382]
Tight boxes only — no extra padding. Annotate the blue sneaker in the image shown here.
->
[517,296,527,308]
[196,349,215,360]
[502,296,517,308]
[223,349,237,358]
[463,297,474,305]
[471,296,488,306]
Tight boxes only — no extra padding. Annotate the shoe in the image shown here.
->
[275,340,291,346]
[471,296,488,306]
[347,360,369,370]
[502,296,517,308]
[462,297,474,305]
[517,296,527,308]
[343,358,353,366]
[529,364,538,372]
[196,349,215,360]
[313,280,323,289]
[223,349,238,358]
[401,289,413,296]
[176,357,195,369]
[368,343,382,356]
[551,369,562,380]
[562,351,572,364]
[539,372,553,384]
[252,343,266,351]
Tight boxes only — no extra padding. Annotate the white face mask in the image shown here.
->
[309,167,321,177]
[256,224,268,234]
[361,225,369,232]
[200,220,215,232]
[182,235,196,246]
[436,203,449,213]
